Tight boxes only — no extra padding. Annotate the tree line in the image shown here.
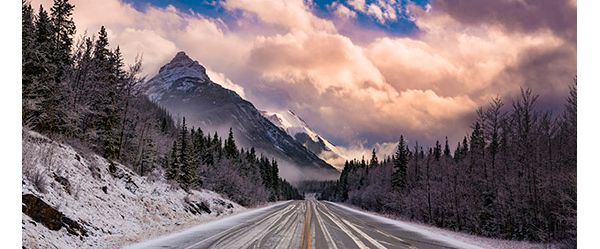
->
[320,86,577,247]
[21,0,301,206]
[165,119,303,206]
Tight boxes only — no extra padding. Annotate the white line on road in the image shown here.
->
[312,201,339,249]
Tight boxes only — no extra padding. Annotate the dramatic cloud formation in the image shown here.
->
[31,0,576,160]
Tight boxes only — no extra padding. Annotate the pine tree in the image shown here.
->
[166,140,180,180]
[91,26,121,160]
[22,1,36,93]
[392,136,409,191]
[224,127,238,159]
[22,1,38,122]
[434,140,442,161]
[35,6,53,56]
[443,137,451,158]
[192,127,205,165]
[139,136,156,176]
[49,0,75,79]
[271,159,280,199]
[28,5,70,135]
[370,148,378,167]
[178,118,196,189]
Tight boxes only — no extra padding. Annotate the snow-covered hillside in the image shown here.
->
[262,110,346,170]
[21,130,244,249]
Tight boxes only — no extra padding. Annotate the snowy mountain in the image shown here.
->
[142,52,339,182]
[261,110,346,170]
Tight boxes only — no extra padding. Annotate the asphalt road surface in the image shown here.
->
[126,200,480,249]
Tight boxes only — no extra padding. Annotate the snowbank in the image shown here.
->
[22,130,245,249]
[327,202,554,249]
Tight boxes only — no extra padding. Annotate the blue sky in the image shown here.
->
[124,0,430,36]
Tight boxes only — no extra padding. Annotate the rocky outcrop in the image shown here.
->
[22,194,87,237]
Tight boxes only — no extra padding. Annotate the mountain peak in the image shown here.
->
[144,51,211,101]
[159,51,208,77]
[172,51,193,63]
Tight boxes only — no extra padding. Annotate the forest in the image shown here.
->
[319,87,577,247]
[21,0,301,207]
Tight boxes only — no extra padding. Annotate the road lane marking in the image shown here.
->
[254,202,304,248]
[184,202,296,249]
[317,203,370,249]
[312,201,338,249]
[340,218,387,249]
[300,201,312,249]
[230,202,301,248]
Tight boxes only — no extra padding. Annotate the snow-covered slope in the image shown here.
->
[142,52,339,182]
[262,110,346,170]
[21,130,244,249]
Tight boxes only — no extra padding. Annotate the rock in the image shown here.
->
[185,199,211,215]
[125,179,138,194]
[108,161,118,176]
[88,163,101,180]
[22,194,87,237]
[101,186,108,194]
[212,198,226,206]
[53,173,71,195]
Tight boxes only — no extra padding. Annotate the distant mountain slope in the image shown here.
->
[142,52,339,182]
[261,110,346,170]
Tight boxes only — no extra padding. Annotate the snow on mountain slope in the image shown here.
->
[145,51,210,102]
[141,52,339,181]
[21,130,243,249]
[262,110,346,170]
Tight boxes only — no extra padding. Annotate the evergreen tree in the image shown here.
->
[392,136,409,191]
[49,0,75,79]
[139,136,156,176]
[454,142,462,163]
[370,148,378,167]
[224,127,238,159]
[443,137,451,158]
[434,140,442,161]
[35,6,53,55]
[22,1,36,93]
[22,1,38,122]
[166,140,180,180]
[28,6,71,135]
[178,118,196,189]
[91,26,121,160]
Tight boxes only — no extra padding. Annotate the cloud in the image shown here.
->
[431,0,577,42]
[347,0,367,12]
[330,2,358,19]
[206,69,246,98]
[29,0,575,153]
[222,0,336,33]
[333,140,399,164]
[367,4,385,23]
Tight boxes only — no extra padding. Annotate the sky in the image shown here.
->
[31,0,577,160]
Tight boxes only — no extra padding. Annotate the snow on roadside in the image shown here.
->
[22,130,245,249]
[125,200,292,249]
[327,202,554,249]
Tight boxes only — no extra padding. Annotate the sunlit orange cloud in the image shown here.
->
[30,0,576,159]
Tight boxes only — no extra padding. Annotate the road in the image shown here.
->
[126,200,480,249]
